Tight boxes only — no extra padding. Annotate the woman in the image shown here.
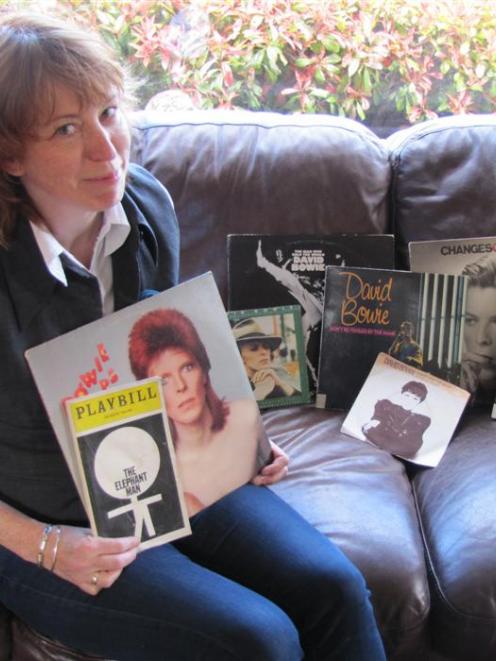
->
[460,255,496,403]
[0,12,385,660]
[129,308,268,515]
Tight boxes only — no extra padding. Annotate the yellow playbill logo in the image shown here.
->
[67,380,161,433]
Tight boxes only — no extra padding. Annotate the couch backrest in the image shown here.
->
[387,114,496,268]
[131,110,391,301]
[131,109,496,297]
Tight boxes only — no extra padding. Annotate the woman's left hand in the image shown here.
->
[252,441,289,486]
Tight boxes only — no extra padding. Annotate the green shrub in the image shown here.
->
[11,0,496,126]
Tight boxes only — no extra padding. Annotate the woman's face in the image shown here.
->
[464,286,496,384]
[5,83,130,226]
[148,348,207,426]
[240,341,272,375]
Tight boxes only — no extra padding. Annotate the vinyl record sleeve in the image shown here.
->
[317,266,468,410]
[228,233,395,390]
[27,273,272,519]
[228,305,311,409]
[341,353,470,467]
[409,236,496,406]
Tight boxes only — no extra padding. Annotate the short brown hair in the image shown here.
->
[0,12,129,246]
[128,308,229,433]
[463,254,496,288]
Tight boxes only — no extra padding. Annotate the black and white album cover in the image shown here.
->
[341,353,470,467]
[409,236,496,406]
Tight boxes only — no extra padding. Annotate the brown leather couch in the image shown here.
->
[2,111,495,660]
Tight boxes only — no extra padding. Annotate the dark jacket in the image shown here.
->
[362,398,431,458]
[0,164,179,523]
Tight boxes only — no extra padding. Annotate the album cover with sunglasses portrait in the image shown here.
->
[228,305,311,409]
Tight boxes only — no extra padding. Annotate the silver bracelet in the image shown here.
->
[48,525,62,572]
[37,524,53,568]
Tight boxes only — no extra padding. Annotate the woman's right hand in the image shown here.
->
[50,526,140,595]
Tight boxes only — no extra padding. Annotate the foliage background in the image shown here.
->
[4,0,496,132]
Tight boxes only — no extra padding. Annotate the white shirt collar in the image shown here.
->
[31,221,68,284]
[30,203,130,286]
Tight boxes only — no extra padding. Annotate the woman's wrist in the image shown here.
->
[37,523,53,567]
[48,525,62,571]
[37,523,62,571]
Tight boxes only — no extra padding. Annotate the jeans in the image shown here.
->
[0,485,385,660]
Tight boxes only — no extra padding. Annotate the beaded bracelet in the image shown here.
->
[37,524,53,568]
[48,525,62,572]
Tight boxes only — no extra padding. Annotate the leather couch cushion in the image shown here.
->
[10,615,112,660]
[0,601,11,661]
[411,409,496,660]
[131,110,391,301]
[264,405,430,660]
[387,114,496,268]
